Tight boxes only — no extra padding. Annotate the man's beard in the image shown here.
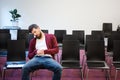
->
[36,32,42,39]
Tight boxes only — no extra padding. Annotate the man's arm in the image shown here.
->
[28,39,37,59]
[44,34,59,54]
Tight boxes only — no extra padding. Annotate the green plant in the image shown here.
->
[9,9,21,21]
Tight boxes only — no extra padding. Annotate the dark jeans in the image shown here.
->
[22,56,62,80]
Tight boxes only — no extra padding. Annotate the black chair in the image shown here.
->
[86,34,103,41]
[112,40,120,80]
[91,30,107,47]
[102,23,112,38]
[27,33,34,44]
[105,31,120,71]
[54,30,66,47]
[107,31,120,52]
[0,33,11,57]
[41,29,48,33]
[91,30,104,40]
[85,35,104,51]
[63,34,78,40]
[0,29,10,34]
[72,30,85,49]
[107,31,120,60]
[61,40,84,80]
[85,40,110,80]
[0,33,11,50]
[17,29,29,50]
[2,40,26,80]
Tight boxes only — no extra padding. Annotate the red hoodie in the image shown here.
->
[28,33,59,59]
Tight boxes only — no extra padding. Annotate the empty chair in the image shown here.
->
[86,35,103,41]
[0,33,11,50]
[91,30,107,46]
[85,35,104,51]
[107,31,120,52]
[63,34,78,40]
[102,23,112,37]
[2,40,26,80]
[0,29,10,34]
[72,30,85,49]
[17,29,29,50]
[106,31,120,70]
[0,33,11,57]
[27,33,34,44]
[107,31,118,62]
[112,40,120,80]
[61,40,84,80]
[91,30,104,40]
[85,40,110,80]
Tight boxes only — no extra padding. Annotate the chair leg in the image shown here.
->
[105,69,111,80]
[86,69,89,80]
[107,69,111,80]
[83,64,87,78]
[80,69,84,80]
[115,70,118,80]
[109,57,113,76]
[56,54,60,63]
[30,72,33,80]
[2,69,5,80]
[105,69,108,80]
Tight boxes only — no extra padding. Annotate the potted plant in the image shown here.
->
[9,9,21,26]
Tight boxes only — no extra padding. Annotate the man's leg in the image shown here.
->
[22,56,44,80]
[42,57,63,80]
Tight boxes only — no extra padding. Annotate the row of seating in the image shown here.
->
[0,22,117,80]
[0,29,120,53]
[0,21,113,47]
[1,38,120,80]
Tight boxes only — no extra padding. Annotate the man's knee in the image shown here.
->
[22,64,30,71]
[55,65,63,73]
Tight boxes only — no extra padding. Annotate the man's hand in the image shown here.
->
[36,49,44,56]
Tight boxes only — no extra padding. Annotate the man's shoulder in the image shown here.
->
[45,33,56,39]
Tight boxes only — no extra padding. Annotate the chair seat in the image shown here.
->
[4,61,26,69]
[87,61,109,69]
[62,62,82,68]
[87,62,105,67]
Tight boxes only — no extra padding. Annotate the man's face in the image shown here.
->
[31,27,42,39]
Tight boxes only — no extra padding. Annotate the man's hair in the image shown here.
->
[28,24,39,33]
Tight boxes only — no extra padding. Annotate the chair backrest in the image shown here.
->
[62,40,79,60]
[86,35,103,41]
[7,40,26,61]
[85,35,103,51]
[113,40,120,61]
[86,40,105,61]
[107,31,120,52]
[63,35,78,41]
[0,33,11,50]
[27,33,34,44]
[72,30,85,44]
[102,23,112,37]
[0,29,10,34]
[91,30,104,40]
[17,29,29,50]
[54,30,66,43]
[41,29,48,33]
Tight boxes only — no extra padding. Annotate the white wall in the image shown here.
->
[0,0,120,34]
